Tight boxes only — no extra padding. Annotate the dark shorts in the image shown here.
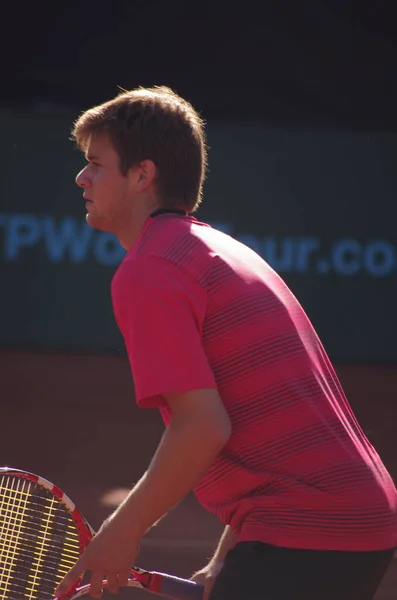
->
[209,541,394,600]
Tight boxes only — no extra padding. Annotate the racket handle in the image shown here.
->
[155,572,204,600]
[58,572,204,600]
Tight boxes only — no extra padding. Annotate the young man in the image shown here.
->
[56,86,396,600]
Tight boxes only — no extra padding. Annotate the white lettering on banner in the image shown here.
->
[262,237,294,272]
[5,215,41,260]
[363,241,395,277]
[295,238,320,273]
[93,233,126,266]
[42,217,93,263]
[0,214,126,266]
[249,236,320,273]
[0,215,396,277]
[330,239,362,276]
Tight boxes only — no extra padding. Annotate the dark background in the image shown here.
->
[1,0,397,362]
[1,2,397,598]
[3,0,397,128]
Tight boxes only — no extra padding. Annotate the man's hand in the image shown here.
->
[191,525,235,599]
[191,562,223,600]
[55,516,140,599]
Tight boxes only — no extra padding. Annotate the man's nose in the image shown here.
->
[76,167,90,188]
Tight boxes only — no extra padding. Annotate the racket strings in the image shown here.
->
[0,475,81,600]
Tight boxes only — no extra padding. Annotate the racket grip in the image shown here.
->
[156,572,204,600]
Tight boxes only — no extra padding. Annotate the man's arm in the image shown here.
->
[108,388,231,538]
[55,388,231,599]
[191,525,237,600]
[193,525,236,578]
[208,525,237,569]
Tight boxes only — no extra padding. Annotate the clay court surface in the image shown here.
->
[2,351,396,599]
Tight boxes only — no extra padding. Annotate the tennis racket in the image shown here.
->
[0,467,203,600]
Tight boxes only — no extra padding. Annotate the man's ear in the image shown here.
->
[132,159,157,191]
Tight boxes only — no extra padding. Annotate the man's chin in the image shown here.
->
[86,212,113,233]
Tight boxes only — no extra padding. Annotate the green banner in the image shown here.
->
[1,109,396,362]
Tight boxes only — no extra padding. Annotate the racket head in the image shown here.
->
[0,466,93,600]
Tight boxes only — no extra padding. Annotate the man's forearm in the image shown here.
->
[109,410,230,538]
[209,525,237,568]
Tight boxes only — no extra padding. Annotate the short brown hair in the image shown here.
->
[72,86,207,212]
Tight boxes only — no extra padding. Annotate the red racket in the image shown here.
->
[0,467,203,600]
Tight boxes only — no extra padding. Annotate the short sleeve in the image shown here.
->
[111,255,217,407]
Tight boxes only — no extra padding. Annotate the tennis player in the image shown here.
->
[56,86,396,600]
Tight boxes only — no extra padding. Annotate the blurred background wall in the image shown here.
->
[1,1,396,597]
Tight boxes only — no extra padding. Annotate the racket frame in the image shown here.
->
[0,467,203,600]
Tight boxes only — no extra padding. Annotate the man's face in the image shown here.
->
[76,133,131,233]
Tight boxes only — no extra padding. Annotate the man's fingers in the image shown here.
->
[90,570,104,599]
[55,557,86,598]
[105,571,119,595]
[190,571,215,600]
[117,570,130,588]
[191,571,206,585]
